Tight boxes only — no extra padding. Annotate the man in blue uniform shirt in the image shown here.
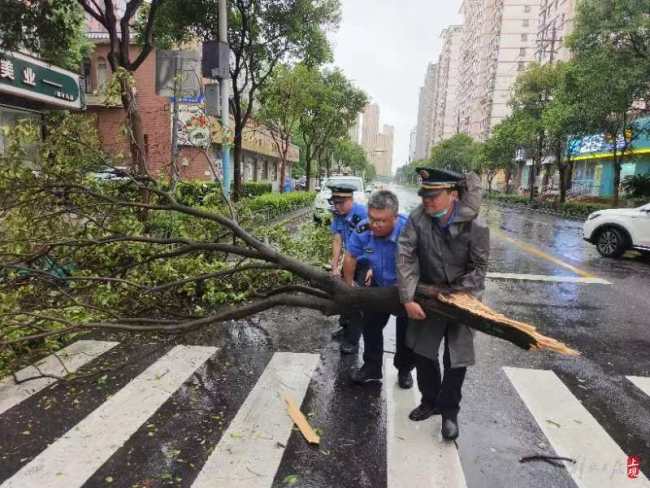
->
[328,183,369,354]
[342,190,415,388]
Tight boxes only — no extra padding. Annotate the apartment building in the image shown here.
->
[433,26,463,143]
[414,63,439,161]
[458,0,541,141]
[537,0,576,64]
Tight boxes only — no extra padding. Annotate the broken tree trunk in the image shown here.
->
[329,283,578,356]
[416,287,579,356]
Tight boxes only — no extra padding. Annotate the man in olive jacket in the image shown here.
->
[397,167,489,440]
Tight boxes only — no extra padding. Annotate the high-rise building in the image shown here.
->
[457,0,484,138]
[348,113,361,145]
[361,103,380,155]
[433,25,463,143]
[414,63,439,161]
[457,0,541,140]
[537,0,575,64]
[376,124,394,177]
[360,103,394,177]
[409,127,417,163]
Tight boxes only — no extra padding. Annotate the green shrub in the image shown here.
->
[239,181,273,197]
[485,193,529,205]
[623,174,650,198]
[485,191,611,218]
[244,192,315,215]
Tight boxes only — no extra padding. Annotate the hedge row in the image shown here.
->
[243,192,316,221]
[239,181,273,198]
[485,192,612,219]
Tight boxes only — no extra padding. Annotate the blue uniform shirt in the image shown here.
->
[347,214,408,287]
[330,202,368,252]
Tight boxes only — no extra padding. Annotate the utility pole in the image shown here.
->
[219,0,231,198]
[170,50,182,186]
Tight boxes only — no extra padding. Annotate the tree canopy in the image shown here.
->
[154,0,341,198]
[0,0,91,70]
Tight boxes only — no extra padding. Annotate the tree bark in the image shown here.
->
[119,77,147,176]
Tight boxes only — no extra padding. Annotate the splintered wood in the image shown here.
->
[283,393,320,445]
[437,292,580,356]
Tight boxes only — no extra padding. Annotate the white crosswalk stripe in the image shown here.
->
[504,367,650,488]
[1,345,216,488]
[627,376,650,397]
[0,340,119,415]
[2,339,647,488]
[191,352,320,488]
[384,354,467,488]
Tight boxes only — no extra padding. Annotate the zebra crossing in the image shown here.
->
[0,339,648,487]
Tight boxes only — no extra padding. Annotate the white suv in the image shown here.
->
[313,176,368,223]
[583,203,650,258]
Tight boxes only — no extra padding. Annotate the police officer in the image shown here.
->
[342,190,416,387]
[397,168,489,441]
[328,183,369,354]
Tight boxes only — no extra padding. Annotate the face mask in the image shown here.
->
[431,208,448,219]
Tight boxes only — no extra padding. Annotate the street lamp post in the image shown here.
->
[219,0,231,199]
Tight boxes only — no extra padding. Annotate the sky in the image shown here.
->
[330,0,462,174]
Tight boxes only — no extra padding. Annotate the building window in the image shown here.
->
[521,33,528,42]
[524,5,531,13]
[518,61,526,71]
[520,47,527,57]
[523,19,529,27]
[96,57,108,92]
[144,134,149,158]
[82,59,93,94]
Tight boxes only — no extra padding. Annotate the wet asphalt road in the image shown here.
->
[1,185,649,488]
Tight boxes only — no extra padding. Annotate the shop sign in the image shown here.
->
[0,50,82,109]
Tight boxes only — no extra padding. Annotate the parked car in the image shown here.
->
[313,175,367,223]
[583,203,650,258]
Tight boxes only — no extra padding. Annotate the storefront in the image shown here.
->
[0,50,83,153]
[568,118,650,198]
[174,96,298,188]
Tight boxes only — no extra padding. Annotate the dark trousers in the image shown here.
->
[340,261,370,346]
[415,335,466,419]
[362,312,415,373]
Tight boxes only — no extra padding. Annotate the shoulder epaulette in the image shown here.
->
[356,222,370,234]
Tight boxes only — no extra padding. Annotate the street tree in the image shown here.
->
[479,119,517,193]
[296,68,368,189]
[331,138,371,177]
[257,64,312,193]
[569,0,650,65]
[509,62,565,202]
[0,115,576,371]
[541,65,588,203]
[4,0,170,177]
[0,0,91,71]
[155,0,341,199]
[79,0,166,177]
[428,134,481,174]
[566,0,650,205]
